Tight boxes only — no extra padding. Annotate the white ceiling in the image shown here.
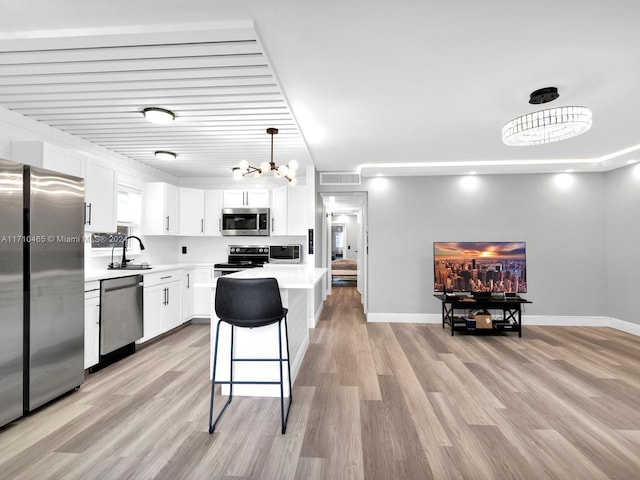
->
[1,0,640,178]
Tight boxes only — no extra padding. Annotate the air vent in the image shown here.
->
[320,172,361,185]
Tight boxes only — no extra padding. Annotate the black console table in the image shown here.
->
[434,294,531,337]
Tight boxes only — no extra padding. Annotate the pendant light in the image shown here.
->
[233,128,299,185]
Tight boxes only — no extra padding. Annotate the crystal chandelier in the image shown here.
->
[502,87,593,146]
[233,128,299,185]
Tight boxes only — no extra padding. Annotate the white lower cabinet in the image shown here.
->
[183,268,195,321]
[194,266,215,317]
[139,269,183,343]
[84,282,100,369]
[162,280,182,331]
[141,285,164,342]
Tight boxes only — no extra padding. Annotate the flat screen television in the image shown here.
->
[433,241,527,293]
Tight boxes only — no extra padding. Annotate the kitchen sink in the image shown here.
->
[108,264,152,270]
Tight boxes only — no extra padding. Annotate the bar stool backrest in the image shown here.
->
[215,277,286,328]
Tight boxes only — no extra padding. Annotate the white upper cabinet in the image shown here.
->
[11,141,83,177]
[270,186,288,235]
[178,187,205,236]
[11,141,117,233]
[287,184,309,236]
[143,182,179,235]
[204,190,223,236]
[84,160,117,233]
[223,189,270,208]
[269,184,308,236]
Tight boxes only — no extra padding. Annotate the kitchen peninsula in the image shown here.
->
[196,265,327,397]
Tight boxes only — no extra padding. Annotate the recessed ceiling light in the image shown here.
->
[626,159,637,164]
[565,168,575,173]
[469,170,477,175]
[155,151,177,161]
[142,107,175,124]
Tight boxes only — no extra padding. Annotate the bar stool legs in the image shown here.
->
[208,316,293,435]
[279,317,293,433]
[209,319,232,434]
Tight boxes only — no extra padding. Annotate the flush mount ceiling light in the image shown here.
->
[142,107,175,124]
[154,150,177,161]
[232,128,299,185]
[502,87,592,146]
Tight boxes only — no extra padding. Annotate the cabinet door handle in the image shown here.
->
[271,218,275,232]
[166,287,169,305]
[201,218,204,233]
[165,216,170,231]
[187,273,190,288]
[161,275,172,280]
[218,218,222,232]
[96,304,100,324]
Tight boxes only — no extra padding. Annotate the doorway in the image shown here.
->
[320,192,368,313]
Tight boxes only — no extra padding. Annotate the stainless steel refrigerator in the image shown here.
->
[0,159,84,428]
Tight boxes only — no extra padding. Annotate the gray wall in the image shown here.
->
[314,169,324,268]
[605,164,640,324]
[367,173,608,316]
[321,171,612,318]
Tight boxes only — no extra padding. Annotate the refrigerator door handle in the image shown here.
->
[84,202,92,225]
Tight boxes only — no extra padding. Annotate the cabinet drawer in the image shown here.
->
[84,280,100,293]
[143,269,183,288]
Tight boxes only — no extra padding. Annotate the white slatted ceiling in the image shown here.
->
[0,28,310,178]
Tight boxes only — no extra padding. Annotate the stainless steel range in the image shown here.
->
[213,245,269,277]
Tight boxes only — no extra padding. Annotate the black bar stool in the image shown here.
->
[208,277,293,434]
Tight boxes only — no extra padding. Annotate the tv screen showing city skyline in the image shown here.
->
[433,241,527,293]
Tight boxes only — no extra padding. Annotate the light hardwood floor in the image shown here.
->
[1,285,640,479]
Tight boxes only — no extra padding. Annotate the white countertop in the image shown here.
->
[195,265,327,289]
[85,263,324,285]
[85,263,197,282]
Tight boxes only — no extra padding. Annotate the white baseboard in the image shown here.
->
[365,312,640,336]
[609,316,640,336]
[366,313,441,323]
[312,301,324,328]
[291,335,309,383]
[524,315,611,326]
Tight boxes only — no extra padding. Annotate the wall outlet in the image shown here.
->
[181,246,187,254]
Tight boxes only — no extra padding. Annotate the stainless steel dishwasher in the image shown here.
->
[100,275,144,356]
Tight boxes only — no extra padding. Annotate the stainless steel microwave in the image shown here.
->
[269,244,302,264]
[221,208,270,236]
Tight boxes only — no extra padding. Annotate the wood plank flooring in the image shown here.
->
[1,285,640,479]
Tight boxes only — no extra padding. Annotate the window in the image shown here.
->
[91,185,142,252]
[91,225,130,249]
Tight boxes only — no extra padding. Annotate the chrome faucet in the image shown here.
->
[121,235,145,267]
